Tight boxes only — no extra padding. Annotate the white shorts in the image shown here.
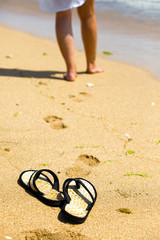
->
[39,0,86,13]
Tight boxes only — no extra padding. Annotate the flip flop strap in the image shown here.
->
[62,178,73,203]
[63,178,96,208]
[29,169,59,195]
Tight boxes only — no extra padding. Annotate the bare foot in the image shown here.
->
[63,72,77,81]
[86,63,104,74]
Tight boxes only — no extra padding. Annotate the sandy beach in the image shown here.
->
[0,24,160,239]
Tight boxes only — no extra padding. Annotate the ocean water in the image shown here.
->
[0,0,159,78]
[95,0,160,22]
[94,0,160,79]
[96,0,160,10]
[96,0,159,7]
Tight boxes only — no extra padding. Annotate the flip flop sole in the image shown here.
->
[61,178,97,223]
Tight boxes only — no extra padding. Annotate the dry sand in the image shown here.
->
[0,24,160,240]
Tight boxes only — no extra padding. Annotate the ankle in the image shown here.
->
[86,63,104,74]
[64,69,77,81]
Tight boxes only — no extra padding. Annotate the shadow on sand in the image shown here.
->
[0,68,86,81]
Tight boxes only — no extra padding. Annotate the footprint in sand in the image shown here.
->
[21,229,92,240]
[44,115,67,130]
[77,154,100,166]
[68,94,82,102]
[65,155,100,178]
[66,165,90,178]
[74,92,91,102]
[68,92,91,103]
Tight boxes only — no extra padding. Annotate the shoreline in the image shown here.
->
[0,1,160,79]
[1,24,160,240]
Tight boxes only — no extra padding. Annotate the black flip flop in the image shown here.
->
[61,178,97,223]
[18,169,65,206]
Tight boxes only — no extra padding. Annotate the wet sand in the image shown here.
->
[0,24,160,240]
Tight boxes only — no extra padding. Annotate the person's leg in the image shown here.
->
[56,9,76,81]
[78,0,103,73]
